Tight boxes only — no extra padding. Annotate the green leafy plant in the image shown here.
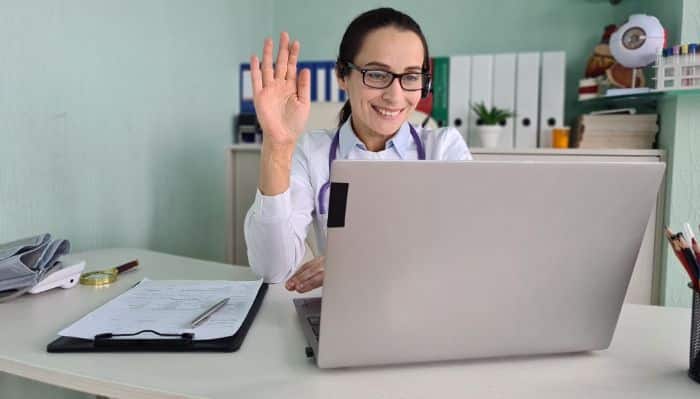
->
[470,102,514,126]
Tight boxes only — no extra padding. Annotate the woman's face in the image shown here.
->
[338,26,425,146]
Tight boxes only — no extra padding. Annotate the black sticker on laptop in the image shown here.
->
[327,182,349,228]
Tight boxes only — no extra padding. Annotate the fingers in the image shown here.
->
[257,33,301,90]
[285,256,324,292]
[274,32,290,80]
[285,40,300,81]
[296,259,324,284]
[285,262,307,290]
[250,55,262,95]
[261,37,274,86]
[285,259,315,290]
[297,68,311,104]
[296,270,324,293]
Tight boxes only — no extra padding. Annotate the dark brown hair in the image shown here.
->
[335,8,430,127]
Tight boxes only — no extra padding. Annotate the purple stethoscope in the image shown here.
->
[317,124,426,215]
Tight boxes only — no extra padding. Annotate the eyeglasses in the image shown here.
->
[345,62,430,91]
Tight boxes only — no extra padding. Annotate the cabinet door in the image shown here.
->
[228,150,315,267]
[473,152,663,305]
[231,151,261,266]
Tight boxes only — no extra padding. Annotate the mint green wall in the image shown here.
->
[273,0,647,127]
[2,0,697,300]
[658,0,700,307]
[0,0,271,262]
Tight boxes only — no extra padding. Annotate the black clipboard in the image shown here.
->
[46,283,268,353]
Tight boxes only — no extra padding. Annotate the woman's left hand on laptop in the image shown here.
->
[285,256,325,293]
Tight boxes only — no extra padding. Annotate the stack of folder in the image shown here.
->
[572,113,658,149]
[237,51,567,149]
[239,60,433,117]
[374,52,565,149]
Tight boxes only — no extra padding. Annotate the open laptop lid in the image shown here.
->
[318,160,665,368]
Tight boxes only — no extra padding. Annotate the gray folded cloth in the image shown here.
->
[0,234,71,294]
[0,234,50,262]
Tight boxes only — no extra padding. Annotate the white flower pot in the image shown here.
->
[476,125,503,148]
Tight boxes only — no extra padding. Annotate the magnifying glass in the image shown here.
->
[79,260,139,286]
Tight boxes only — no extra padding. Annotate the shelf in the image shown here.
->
[469,148,664,157]
[579,88,700,105]
[229,144,664,158]
[229,143,262,151]
[579,90,664,104]
[660,87,700,96]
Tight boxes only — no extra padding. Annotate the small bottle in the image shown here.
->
[693,44,700,88]
[691,44,699,87]
[552,127,570,149]
[681,44,690,87]
[656,48,666,90]
[662,48,675,89]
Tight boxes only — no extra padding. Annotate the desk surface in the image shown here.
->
[0,248,697,398]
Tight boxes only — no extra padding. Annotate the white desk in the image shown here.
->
[0,248,697,398]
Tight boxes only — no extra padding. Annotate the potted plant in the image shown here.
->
[470,102,514,148]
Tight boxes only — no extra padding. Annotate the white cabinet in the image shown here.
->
[227,146,666,305]
[226,145,264,268]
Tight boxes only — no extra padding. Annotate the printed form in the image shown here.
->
[59,279,263,341]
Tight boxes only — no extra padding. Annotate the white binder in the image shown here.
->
[538,51,566,148]
[242,69,253,103]
[514,53,540,148]
[317,67,328,102]
[448,55,471,141]
[331,70,341,102]
[468,55,493,147]
[493,53,516,148]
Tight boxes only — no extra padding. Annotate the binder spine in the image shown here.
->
[431,57,450,127]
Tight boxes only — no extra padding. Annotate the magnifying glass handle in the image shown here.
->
[116,260,139,274]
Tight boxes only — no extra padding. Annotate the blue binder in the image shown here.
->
[239,60,344,114]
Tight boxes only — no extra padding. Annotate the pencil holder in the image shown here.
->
[689,283,700,383]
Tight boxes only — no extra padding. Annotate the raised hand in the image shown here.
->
[250,32,311,147]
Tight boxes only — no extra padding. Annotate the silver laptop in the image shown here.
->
[294,160,665,368]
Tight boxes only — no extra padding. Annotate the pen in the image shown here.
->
[683,222,696,244]
[190,297,230,328]
[677,233,700,289]
[665,228,698,288]
[678,234,700,275]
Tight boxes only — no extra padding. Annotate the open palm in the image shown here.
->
[250,32,311,146]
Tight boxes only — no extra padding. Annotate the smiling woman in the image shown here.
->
[243,7,473,293]
[333,10,431,150]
